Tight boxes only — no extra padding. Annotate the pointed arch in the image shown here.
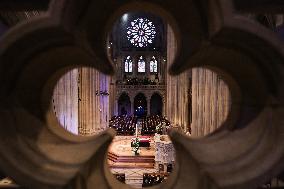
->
[118,92,131,116]
[124,56,133,73]
[134,93,147,117]
[150,93,163,115]
[137,56,146,73]
[150,56,158,73]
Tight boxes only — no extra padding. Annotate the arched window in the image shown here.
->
[138,56,146,73]
[124,56,133,73]
[150,56,158,73]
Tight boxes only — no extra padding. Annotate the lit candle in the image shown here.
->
[135,124,138,137]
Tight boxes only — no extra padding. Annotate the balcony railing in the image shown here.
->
[116,84,166,90]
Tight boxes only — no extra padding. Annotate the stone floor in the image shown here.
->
[108,136,155,156]
[108,135,170,188]
[108,136,155,169]
[111,168,157,188]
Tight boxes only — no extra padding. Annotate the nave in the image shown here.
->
[108,115,175,188]
[0,2,283,189]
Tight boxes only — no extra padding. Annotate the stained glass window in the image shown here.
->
[127,18,156,48]
[124,56,133,73]
[150,56,158,73]
[138,56,146,73]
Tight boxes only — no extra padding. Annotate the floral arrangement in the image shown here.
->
[131,137,140,155]
[156,123,163,134]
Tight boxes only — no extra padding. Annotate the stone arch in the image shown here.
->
[150,92,163,115]
[117,92,131,116]
[0,1,283,189]
[134,92,147,117]
[116,91,130,100]
[152,91,165,103]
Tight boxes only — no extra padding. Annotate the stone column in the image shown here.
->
[99,72,110,131]
[147,97,150,115]
[114,99,118,116]
[109,76,116,117]
[52,69,79,135]
[166,24,190,131]
[78,68,110,136]
[130,98,134,115]
[191,68,231,137]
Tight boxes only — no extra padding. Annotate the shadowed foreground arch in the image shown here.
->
[0,0,283,189]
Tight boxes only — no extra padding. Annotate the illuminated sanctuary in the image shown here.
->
[0,1,283,189]
[51,12,231,188]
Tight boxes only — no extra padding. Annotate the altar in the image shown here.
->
[131,136,151,147]
[154,134,175,173]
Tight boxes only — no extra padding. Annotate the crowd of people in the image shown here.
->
[117,75,159,85]
[109,115,171,136]
[109,115,137,135]
[113,173,125,183]
[142,173,168,187]
[141,115,171,135]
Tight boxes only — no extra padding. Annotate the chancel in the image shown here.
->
[0,1,283,189]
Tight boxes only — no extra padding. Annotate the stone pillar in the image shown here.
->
[147,97,150,115]
[118,56,123,81]
[162,95,166,116]
[166,24,190,132]
[130,98,134,115]
[78,68,93,135]
[191,68,231,137]
[114,99,118,116]
[52,69,79,135]
[109,76,116,117]
[99,72,110,131]
[77,68,110,136]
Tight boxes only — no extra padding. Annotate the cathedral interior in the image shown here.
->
[0,0,283,189]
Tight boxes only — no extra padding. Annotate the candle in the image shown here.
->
[135,124,138,137]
